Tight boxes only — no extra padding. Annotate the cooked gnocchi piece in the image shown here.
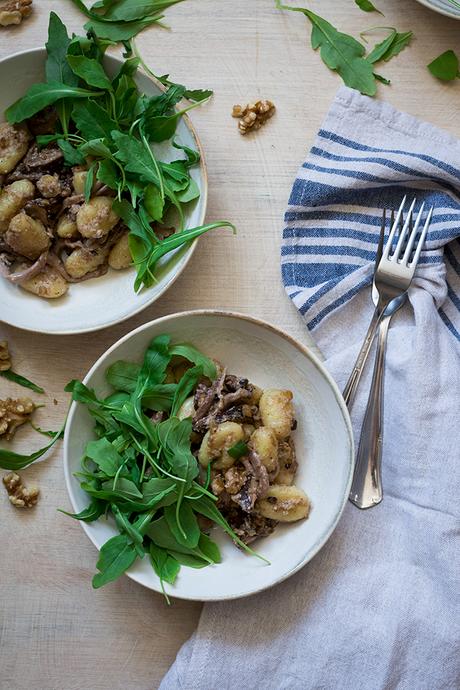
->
[76,196,119,239]
[255,485,310,522]
[249,426,278,474]
[108,232,131,270]
[198,422,245,469]
[20,266,68,299]
[5,213,50,259]
[259,389,294,439]
[64,246,108,279]
[0,180,35,233]
[0,123,31,174]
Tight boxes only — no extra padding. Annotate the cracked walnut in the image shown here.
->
[0,0,33,26]
[3,471,39,507]
[232,99,276,135]
[0,397,35,440]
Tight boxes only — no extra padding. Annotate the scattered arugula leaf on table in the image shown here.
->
[354,0,382,14]
[0,369,44,394]
[428,50,460,82]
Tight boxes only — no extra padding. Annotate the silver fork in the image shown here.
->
[349,197,433,509]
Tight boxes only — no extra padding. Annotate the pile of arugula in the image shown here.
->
[5,12,233,292]
[62,335,266,598]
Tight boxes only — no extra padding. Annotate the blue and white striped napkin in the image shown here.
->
[160,88,460,690]
[282,86,460,342]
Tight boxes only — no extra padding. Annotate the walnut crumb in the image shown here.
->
[232,99,276,135]
[3,472,39,508]
[0,0,32,26]
[0,397,35,440]
[0,340,11,372]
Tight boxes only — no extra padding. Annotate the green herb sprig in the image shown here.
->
[428,50,460,82]
[63,335,267,599]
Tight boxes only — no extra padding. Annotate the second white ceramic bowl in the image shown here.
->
[64,310,354,601]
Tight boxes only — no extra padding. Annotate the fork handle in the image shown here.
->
[349,314,390,509]
[343,304,384,408]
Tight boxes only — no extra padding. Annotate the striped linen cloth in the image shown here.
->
[160,89,460,690]
[282,87,460,341]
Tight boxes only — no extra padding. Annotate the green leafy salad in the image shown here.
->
[3,11,233,294]
[63,335,267,599]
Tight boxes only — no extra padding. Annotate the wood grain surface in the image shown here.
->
[0,1,459,688]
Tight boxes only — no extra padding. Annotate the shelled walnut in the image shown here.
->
[0,0,33,26]
[0,397,35,440]
[232,99,276,135]
[3,472,39,508]
[0,340,11,371]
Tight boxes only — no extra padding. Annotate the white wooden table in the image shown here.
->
[0,1,458,688]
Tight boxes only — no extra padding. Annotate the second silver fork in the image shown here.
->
[348,197,433,509]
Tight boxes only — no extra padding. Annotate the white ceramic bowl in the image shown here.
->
[0,48,207,334]
[64,311,354,601]
[414,0,460,18]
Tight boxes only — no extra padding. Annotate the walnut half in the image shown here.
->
[0,397,35,440]
[3,471,39,508]
[232,99,276,135]
[0,0,33,26]
[0,340,11,371]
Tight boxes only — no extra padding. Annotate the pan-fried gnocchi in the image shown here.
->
[201,369,310,545]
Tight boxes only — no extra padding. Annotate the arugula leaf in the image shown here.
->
[149,543,180,597]
[67,55,113,90]
[170,365,202,417]
[30,423,63,439]
[57,138,86,165]
[428,50,459,81]
[85,437,124,476]
[6,83,104,124]
[106,360,141,393]
[102,0,185,21]
[367,30,396,64]
[142,383,177,411]
[72,100,117,139]
[84,15,163,41]
[354,0,382,12]
[164,500,200,548]
[58,498,106,522]
[0,369,44,394]
[112,504,145,552]
[92,533,138,588]
[381,31,412,62]
[45,12,79,86]
[0,424,64,471]
[144,183,165,221]
[97,159,119,189]
[169,344,217,380]
[275,2,376,96]
[84,163,96,202]
[156,417,197,483]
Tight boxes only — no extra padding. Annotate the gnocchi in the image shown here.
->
[0,180,35,233]
[5,213,49,260]
[76,196,119,239]
[198,422,245,469]
[249,426,278,474]
[108,232,131,270]
[255,485,310,522]
[64,246,108,279]
[0,123,30,174]
[56,213,78,239]
[259,389,294,439]
[20,266,69,299]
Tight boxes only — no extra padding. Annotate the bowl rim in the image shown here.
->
[0,47,208,336]
[413,0,460,19]
[63,309,355,601]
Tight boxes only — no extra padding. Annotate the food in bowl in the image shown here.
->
[64,333,310,597]
[0,12,231,298]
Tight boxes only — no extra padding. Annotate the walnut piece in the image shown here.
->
[0,397,35,440]
[232,99,276,135]
[0,0,32,26]
[0,340,11,372]
[3,471,39,508]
